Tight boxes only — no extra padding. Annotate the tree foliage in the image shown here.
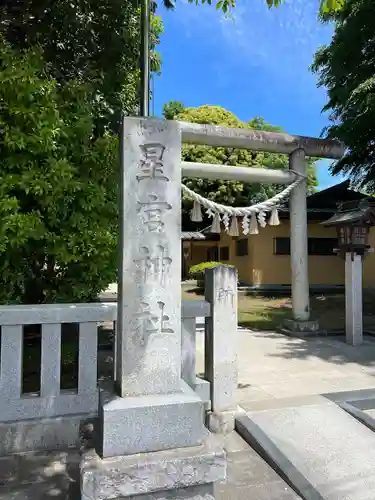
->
[0,1,164,304]
[164,103,318,230]
[160,0,344,15]
[0,40,118,304]
[163,100,186,120]
[0,0,163,133]
[312,0,375,189]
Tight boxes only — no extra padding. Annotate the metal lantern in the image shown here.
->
[323,199,375,260]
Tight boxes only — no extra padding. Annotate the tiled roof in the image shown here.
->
[323,199,375,226]
[181,231,206,240]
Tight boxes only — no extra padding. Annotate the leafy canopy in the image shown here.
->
[164,103,317,229]
[312,0,375,189]
[163,101,186,120]
[0,0,163,133]
[0,0,164,304]
[0,39,119,304]
[160,0,344,14]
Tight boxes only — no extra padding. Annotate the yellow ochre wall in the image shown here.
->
[184,241,218,270]
[218,232,253,282]
[249,222,344,286]
[363,229,375,287]
[187,224,375,286]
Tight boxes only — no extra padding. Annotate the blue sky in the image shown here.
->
[154,0,347,190]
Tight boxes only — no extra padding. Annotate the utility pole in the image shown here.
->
[140,0,150,117]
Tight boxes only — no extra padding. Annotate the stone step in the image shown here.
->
[0,434,302,500]
[236,400,375,500]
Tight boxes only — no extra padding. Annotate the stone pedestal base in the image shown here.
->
[80,435,226,500]
[98,381,208,458]
[281,319,326,337]
[207,411,236,434]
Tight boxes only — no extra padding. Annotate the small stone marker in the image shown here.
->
[205,265,238,433]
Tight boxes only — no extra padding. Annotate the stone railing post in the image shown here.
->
[80,117,225,500]
[204,265,238,433]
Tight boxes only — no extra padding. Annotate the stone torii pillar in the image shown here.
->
[289,148,310,322]
[283,148,320,336]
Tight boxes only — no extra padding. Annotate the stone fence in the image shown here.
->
[0,265,238,456]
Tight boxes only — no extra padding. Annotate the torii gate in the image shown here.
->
[180,120,345,331]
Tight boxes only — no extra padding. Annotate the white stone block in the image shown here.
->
[98,381,208,458]
[81,435,226,500]
[116,117,182,397]
[204,266,238,416]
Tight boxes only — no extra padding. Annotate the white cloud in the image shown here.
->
[223,0,332,80]
[169,0,333,89]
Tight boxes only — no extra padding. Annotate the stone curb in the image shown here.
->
[235,414,324,500]
[338,401,375,434]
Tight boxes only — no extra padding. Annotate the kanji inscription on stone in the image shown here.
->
[217,286,235,306]
[137,194,172,232]
[134,301,174,345]
[137,143,169,182]
[134,245,172,285]
[117,118,181,397]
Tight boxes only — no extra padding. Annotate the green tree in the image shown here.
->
[163,101,186,120]
[0,2,164,304]
[312,0,375,189]
[0,40,118,304]
[160,0,344,15]
[165,104,317,229]
[0,1,163,133]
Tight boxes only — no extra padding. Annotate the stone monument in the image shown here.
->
[80,117,226,499]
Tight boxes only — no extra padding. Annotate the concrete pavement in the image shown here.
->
[196,329,375,409]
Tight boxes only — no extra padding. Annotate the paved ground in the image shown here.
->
[196,329,375,409]
[217,432,301,500]
[240,399,375,500]
[0,433,301,500]
[0,449,81,499]
[98,321,375,408]
[102,286,375,407]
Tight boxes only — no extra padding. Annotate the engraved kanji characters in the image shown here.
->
[131,132,176,344]
[137,194,171,232]
[134,301,174,345]
[217,287,235,306]
[134,245,172,285]
[137,143,169,182]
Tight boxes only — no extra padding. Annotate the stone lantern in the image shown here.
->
[323,199,375,345]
